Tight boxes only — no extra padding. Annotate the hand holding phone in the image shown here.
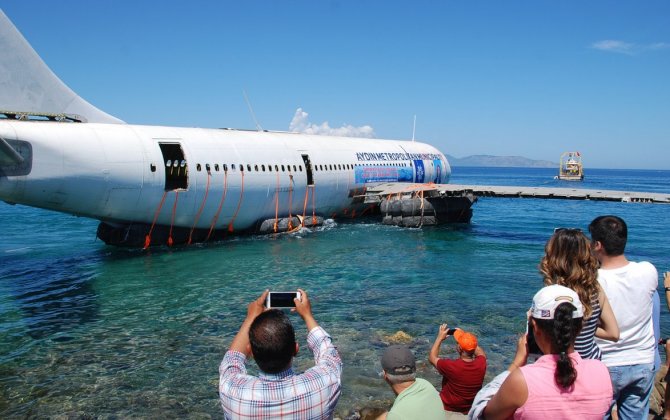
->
[446,328,457,335]
[265,291,302,309]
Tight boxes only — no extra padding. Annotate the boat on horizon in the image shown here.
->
[556,151,584,181]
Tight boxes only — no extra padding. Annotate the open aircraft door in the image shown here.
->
[301,154,314,186]
[158,142,189,191]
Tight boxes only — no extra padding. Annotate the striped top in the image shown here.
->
[574,294,602,360]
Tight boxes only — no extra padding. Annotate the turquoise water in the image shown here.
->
[1,167,670,418]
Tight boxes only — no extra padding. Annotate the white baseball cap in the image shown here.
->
[530,285,584,320]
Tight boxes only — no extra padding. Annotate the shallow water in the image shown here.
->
[1,167,670,417]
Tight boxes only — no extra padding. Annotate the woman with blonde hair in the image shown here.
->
[539,228,619,359]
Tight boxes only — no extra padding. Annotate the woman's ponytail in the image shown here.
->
[534,302,583,389]
[552,302,579,388]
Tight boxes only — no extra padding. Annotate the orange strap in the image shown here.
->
[144,190,168,249]
[287,177,294,230]
[311,185,317,225]
[168,191,180,247]
[188,171,211,244]
[228,170,244,233]
[206,171,228,241]
[301,186,309,227]
[273,172,280,233]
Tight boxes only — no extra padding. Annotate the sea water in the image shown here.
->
[1,167,670,418]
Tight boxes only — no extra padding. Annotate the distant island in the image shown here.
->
[446,154,556,168]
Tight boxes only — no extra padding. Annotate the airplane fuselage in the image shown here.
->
[0,120,451,244]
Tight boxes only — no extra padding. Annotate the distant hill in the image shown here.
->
[446,154,556,168]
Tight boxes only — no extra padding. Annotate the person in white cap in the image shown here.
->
[483,285,613,420]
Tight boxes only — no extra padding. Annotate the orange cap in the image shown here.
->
[454,329,478,352]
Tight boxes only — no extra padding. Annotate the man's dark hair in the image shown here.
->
[588,215,627,256]
[249,309,296,373]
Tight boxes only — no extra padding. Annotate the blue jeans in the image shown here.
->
[605,363,655,420]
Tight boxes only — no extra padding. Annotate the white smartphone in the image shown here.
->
[265,291,301,309]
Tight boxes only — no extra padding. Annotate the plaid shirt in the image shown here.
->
[219,326,342,419]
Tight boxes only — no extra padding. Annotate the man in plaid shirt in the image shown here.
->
[219,289,342,419]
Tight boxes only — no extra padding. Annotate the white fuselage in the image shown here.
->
[0,120,451,232]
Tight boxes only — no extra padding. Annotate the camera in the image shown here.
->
[265,291,301,309]
[446,328,457,335]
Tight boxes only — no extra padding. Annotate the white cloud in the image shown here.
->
[289,108,375,138]
[591,40,670,55]
[591,40,635,55]
[647,42,670,51]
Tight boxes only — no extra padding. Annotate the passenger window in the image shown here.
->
[247,164,252,172]
[197,164,202,171]
[275,165,279,172]
[255,164,259,171]
[281,165,285,172]
[224,164,228,171]
[299,165,302,172]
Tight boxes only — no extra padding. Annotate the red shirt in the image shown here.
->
[436,355,487,413]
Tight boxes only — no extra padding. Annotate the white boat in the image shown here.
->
[557,152,584,181]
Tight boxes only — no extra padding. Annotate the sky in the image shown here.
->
[2,1,669,169]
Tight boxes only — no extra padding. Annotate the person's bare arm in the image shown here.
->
[595,286,620,342]
[429,324,449,367]
[229,290,269,356]
[483,367,528,420]
[294,288,318,331]
[508,334,529,371]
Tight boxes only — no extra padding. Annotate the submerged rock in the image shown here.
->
[383,330,413,344]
